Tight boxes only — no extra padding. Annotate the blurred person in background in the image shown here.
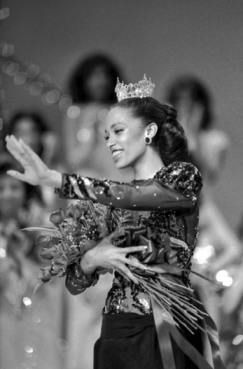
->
[165,75,228,183]
[218,213,243,369]
[5,111,60,212]
[164,75,242,330]
[62,53,132,369]
[63,52,132,180]
[0,157,65,369]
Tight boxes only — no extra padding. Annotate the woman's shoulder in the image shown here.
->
[155,161,203,201]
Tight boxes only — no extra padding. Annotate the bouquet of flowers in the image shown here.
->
[24,200,119,284]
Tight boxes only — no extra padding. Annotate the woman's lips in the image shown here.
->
[112,149,123,160]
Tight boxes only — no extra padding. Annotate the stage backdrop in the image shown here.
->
[1,0,243,229]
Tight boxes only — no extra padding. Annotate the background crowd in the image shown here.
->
[1,1,243,369]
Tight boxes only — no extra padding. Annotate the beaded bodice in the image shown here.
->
[56,162,202,315]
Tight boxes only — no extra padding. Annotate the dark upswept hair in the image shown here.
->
[165,75,213,130]
[69,53,125,104]
[114,97,188,166]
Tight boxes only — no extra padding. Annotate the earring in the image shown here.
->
[145,136,152,145]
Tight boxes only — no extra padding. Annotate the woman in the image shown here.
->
[5,76,225,369]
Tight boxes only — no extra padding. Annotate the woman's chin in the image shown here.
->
[114,160,127,170]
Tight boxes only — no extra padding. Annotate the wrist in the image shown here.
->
[81,250,97,275]
[42,169,62,188]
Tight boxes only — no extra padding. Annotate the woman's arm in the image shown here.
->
[6,136,202,212]
[55,162,202,212]
[66,232,148,295]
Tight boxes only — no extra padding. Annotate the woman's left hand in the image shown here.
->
[81,231,148,284]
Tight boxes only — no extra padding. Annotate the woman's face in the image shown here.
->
[85,65,113,102]
[0,174,26,218]
[104,107,147,169]
[12,118,41,153]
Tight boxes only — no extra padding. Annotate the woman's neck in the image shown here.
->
[133,152,164,180]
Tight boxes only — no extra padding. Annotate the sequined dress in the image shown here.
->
[54,162,216,369]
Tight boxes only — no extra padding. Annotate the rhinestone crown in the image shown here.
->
[115,74,155,102]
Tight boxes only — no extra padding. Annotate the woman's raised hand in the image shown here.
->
[5,135,62,188]
[81,231,148,284]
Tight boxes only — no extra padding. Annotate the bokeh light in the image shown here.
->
[0,248,6,258]
[215,270,233,287]
[67,105,81,119]
[232,335,243,346]
[23,297,32,306]
[1,43,14,57]
[14,72,27,85]
[77,127,92,142]
[192,244,215,265]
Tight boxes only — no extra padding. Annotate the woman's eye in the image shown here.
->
[115,129,123,134]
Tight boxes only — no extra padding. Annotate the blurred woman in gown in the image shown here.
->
[164,75,242,329]
[0,157,65,369]
[6,111,60,212]
[62,53,132,369]
[218,213,243,368]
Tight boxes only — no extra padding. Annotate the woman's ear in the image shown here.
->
[145,123,158,139]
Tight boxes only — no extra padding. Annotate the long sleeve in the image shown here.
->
[65,262,99,295]
[55,162,202,212]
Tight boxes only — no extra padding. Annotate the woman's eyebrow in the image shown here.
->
[110,122,126,129]
[104,122,126,135]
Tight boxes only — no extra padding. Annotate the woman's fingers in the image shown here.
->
[106,228,125,242]
[6,143,27,168]
[123,256,147,270]
[6,136,28,166]
[19,138,38,160]
[6,170,26,181]
[7,135,25,156]
[121,245,147,253]
[115,263,139,284]
[128,255,148,270]
[167,255,178,265]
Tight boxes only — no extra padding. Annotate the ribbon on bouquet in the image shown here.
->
[152,291,226,369]
[123,226,226,369]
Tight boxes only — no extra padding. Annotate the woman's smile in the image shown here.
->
[111,148,123,161]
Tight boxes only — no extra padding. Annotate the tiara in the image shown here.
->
[115,74,155,102]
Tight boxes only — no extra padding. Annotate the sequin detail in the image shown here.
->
[56,162,202,313]
[154,161,202,203]
[66,263,99,294]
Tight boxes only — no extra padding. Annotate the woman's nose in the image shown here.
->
[106,136,115,148]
